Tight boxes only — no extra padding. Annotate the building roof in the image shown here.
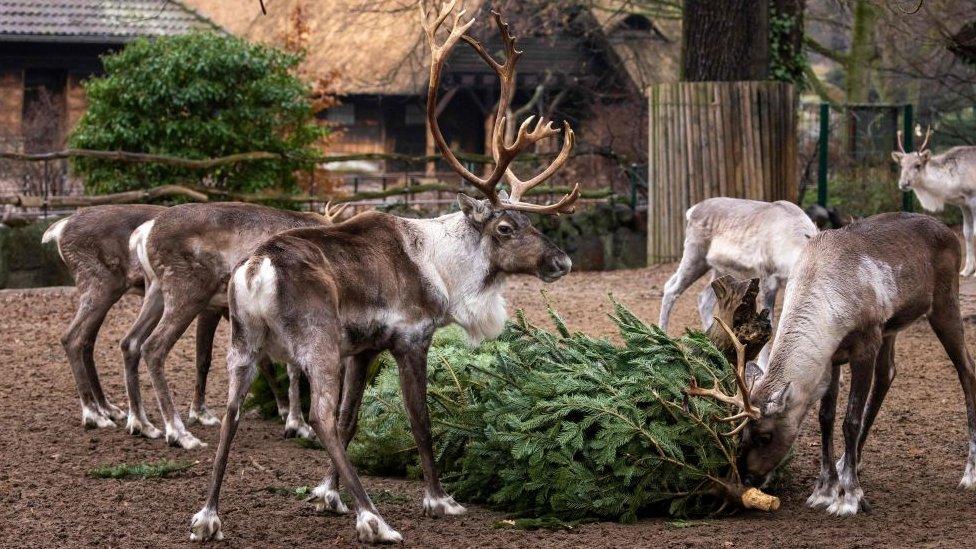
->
[0,0,221,43]
[183,0,679,96]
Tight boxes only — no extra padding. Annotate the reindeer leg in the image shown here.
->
[304,341,401,543]
[254,357,290,421]
[189,337,260,542]
[828,332,880,516]
[659,244,708,332]
[806,363,841,509]
[393,341,466,518]
[927,289,976,489]
[187,309,222,427]
[960,204,975,277]
[142,289,212,450]
[855,335,897,465]
[310,354,374,513]
[283,362,315,440]
[120,282,164,439]
[697,274,718,331]
[64,280,125,428]
[761,276,780,325]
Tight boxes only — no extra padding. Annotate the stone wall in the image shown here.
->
[0,204,648,289]
[0,219,73,289]
[534,203,648,272]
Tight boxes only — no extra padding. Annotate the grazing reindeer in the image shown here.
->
[43,205,296,432]
[692,213,976,516]
[659,197,817,334]
[892,128,976,276]
[189,4,577,543]
[123,201,347,448]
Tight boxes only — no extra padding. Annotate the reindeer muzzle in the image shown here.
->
[540,254,572,283]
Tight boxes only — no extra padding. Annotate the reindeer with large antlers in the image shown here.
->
[690,212,976,516]
[189,3,577,543]
[892,128,976,275]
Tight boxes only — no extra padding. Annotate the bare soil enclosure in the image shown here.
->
[2,264,976,548]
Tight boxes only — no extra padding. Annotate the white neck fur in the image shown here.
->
[403,213,508,344]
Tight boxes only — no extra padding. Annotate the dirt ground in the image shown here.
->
[2,264,976,548]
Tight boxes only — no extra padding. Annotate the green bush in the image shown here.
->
[69,32,328,194]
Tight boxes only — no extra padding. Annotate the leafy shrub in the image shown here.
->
[69,32,328,194]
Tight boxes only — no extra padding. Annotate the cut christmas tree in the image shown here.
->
[348,276,779,521]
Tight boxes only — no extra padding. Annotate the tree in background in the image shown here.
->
[804,1,976,144]
[681,0,806,84]
[69,32,328,194]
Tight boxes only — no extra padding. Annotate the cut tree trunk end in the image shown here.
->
[707,275,772,363]
[721,482,781,512]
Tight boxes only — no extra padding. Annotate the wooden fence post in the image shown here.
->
[647,81,797,264]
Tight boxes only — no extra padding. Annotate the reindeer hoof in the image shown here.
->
[356,510,402,544]
[166,429,207,450]
[82,406,117,429]
[99,401,127,422]
[187,407,222,427]
[307,482,348,514]
[422,492,466,517]
[189,508,224,542]
[961,268,976,277]
[283,417,316,440]
[826,492,861,517]
[959,466,976,490]
[805,485,838,509]
[126,414,162,439]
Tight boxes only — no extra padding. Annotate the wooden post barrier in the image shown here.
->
[647,82,797,263]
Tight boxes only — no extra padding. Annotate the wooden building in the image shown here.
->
[0,0,218,153]
[186,0,681,186]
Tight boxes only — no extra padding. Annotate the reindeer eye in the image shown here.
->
[496,223,514,236]
[756,433,773,445]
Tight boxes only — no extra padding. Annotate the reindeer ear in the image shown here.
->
[457,193,492,226]
[763,382,792,416]
[891,151,904,163]
[920,150,932,162]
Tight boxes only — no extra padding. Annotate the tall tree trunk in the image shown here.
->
[846,0,878,103]
[681,0,770,81]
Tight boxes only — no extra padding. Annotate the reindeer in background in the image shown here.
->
[892,128,976,275]
[189,4,578,543]
[42,204,325,436]
[691,213,976,516]
[658,197,817,366]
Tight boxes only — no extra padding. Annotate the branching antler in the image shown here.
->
[687,317,760,436]
[420,2,579,215]
[896,125,934,154]
[324,201,348,223]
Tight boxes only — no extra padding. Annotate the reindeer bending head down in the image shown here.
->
[693,213,976,517]
[190,4,576,544]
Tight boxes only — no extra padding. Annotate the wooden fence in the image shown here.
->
[647,81,797,263]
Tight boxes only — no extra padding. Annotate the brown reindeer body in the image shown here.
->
[191,203,571,543]
[124,202,341,447]
[46,204,298,434]
[43,205,165,428]
[736,212,976,516]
